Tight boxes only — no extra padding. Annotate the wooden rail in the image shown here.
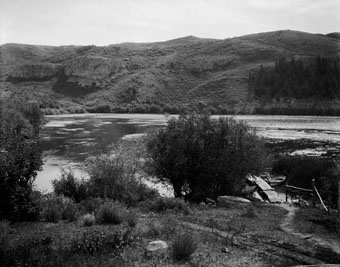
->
[285,180,329,213]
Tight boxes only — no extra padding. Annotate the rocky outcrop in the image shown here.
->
[64,56,125,79]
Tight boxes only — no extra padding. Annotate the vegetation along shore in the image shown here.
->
[1,98,340,266]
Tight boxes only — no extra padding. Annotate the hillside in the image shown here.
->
[1,30,340,114]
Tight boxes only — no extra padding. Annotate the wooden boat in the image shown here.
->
[260,173,286,187]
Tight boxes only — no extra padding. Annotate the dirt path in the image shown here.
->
[280,203,340,255]
[180,220,324,265]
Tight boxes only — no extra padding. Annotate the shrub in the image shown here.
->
[41,196,63,223]
[52,169,88,202]
[79,214,96,227]
[0,100,44,221]
[62,198,79,222]
[95,201,126,225]
[80,197,105,214]
[146,112,268,201]
[85,140,159,206]
[172,233,197,261]
[272,156,334,189]
[41,195,78,223]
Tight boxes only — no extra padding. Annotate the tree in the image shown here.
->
[146,112,268,201]
[0,99,43,221]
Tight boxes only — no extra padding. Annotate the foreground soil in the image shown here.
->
[5,202,340,266]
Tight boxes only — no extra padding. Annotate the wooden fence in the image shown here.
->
[285,178,339,215]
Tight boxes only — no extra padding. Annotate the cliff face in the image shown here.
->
[1,30,340,111]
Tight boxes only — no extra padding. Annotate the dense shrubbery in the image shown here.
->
[0,99,44,221]
[146,112,268,201]
[40,195,79,223]
[53,169,88,202]
[249,56,340,99]
[52,140,159,206]
[171,233,197,261]
[273,156,339,206]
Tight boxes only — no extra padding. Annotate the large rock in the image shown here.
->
[146,240,169,253]
[217,195,251,206]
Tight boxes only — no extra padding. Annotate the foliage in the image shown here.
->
[0,99,44,221]
[70,227,135,256]
[79,213,96,227]
[41,195,79,223]
[80,197,105,214]
[272,156,333,188]
[171,233,197,261]
[146,112,268,201]
[52,169,88,202]
[85,140,159,206]
[95,201,126,225]
[273,156,339,206]
[249,56,340,99]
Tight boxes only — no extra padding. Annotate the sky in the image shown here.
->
[0,0,339,46]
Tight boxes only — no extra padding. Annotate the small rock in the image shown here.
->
[206,197,216,206]
[221,247,229,253]
[146,240,168,252]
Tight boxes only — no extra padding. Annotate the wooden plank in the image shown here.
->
[253,176,273,191]
[285,185,313,194]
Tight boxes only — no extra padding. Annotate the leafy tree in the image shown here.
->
[0,99,43,221]
[146,112,268,201]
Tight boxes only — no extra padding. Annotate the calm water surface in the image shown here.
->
[35,114,340,192]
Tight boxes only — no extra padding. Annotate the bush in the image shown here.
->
[41,195,78,223]
[146,112,268,201]
[272,156,334,189]
[41,196,63,223]
[85,140,159,206]
[172,233,197,261]
[95,201,126,225]
[62,198,79,222]
[79,214,96,227]
[80,197,105,214]
[52,169,88,202]
[0,100,44,221]
[144,197,191,214]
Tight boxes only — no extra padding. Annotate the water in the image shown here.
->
[35,114,340,192]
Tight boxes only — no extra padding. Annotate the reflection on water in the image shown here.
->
[35,114,340,192]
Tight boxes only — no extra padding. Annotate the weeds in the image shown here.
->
[79,214,96,227]
[172,233,197,261]
[95,201,126,225]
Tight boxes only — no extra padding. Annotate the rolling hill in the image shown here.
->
[1,30,340,114]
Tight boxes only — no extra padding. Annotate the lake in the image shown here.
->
[35,114,340,192]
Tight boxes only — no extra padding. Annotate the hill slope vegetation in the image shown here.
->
[1,30,340,114]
